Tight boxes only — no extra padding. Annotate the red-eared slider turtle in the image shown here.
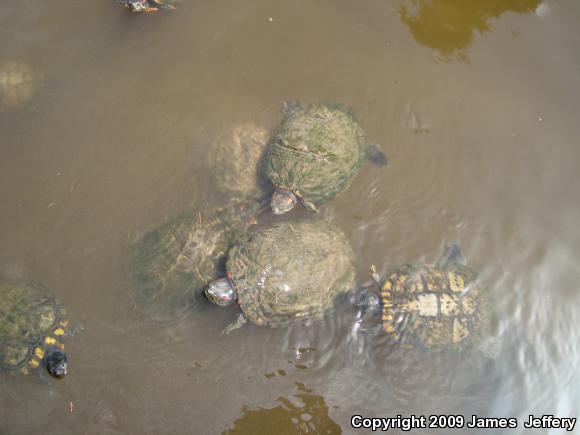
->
[0,282,70,378]
[354,245,494,353]
[0,61,37,110]
[263,102,387,215]
[131,199,264,321]
[204,219,356,334]
[207,123,270,200]
[119,0,178,12]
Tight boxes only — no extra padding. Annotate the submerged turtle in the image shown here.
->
[207,123,270,200]
[119,0,178,12]
[204,219,356,333]
[131,199,263,321]
[0,61,37,110]
[354,245,494,352]
[0,282,70,378]
[263,102,387,215]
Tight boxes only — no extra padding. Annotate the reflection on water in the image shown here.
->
[224,381,341,435]
[399,0,542,61]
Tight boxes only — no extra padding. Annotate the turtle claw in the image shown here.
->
[221,313,247,335]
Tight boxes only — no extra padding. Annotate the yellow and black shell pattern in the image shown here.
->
[0,282,68,375]
[380,263,490,351]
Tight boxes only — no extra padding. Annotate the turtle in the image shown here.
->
[353,245,496,353]
[262,101,387,215]
[0,282,70,378]
[204,219,356,334]
[119,0,178,12]
[131,199,265,321]
[207,123,270,201]
[0,61,37,110]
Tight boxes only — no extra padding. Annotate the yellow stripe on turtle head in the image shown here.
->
[19,367,29,375]
[45,336,57,345]
[59,320,69,327]
[34,347,45,359]
[28,358,40,368]
[382,281,392,291]
[53,328,65,336]
[58,343,65,350]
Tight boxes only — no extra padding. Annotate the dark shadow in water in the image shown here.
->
[399,0,542,61]
[223,382,341,435]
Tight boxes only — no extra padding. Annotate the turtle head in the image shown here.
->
[204,277,237,306]
[271,188,297,215]
[45,350,68,379]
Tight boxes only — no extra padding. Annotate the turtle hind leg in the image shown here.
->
[367,144,388,167]
[221,313,247,335]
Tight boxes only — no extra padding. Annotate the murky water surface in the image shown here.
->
[1,0,579,433]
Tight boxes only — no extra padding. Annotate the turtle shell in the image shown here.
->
[380,263,491,351]
[226,219,355,327]
[0,282,68,375]
[132,199,262,321]
[263,104,368,206]
[208,123,270,200]
[0,62,37,110]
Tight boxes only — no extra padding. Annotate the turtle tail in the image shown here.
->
[367,144,388,167]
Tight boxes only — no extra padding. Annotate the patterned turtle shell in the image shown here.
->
[226,219,356,327]
[132,199,263,321]
[380,263,491,351]
[263,104,370,208]
[0,282,69,375]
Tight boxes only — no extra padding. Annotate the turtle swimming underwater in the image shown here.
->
[354,245,494,352]
[119,0,178,12]
[0,61,37,110]
[0,282,70,378]
[263,102,387,215]
[204,219,356,334]
[131,199,264,321]
[207,123,270,201]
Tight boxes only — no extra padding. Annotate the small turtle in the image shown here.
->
[0,282,70,378]
[0,61,37,110]
[204,219,356,334]
[207,123,270,201]
[119,0,178,12]
[131,199,264,321]
[263,102,387,215]
[354,245,495,353]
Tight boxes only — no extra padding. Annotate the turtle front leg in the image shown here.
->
[221,313,247,335]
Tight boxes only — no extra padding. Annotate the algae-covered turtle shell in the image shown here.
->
[0,62,38,110]
[131,200,262,321]
[207,123,270,200]
[205,219,356,333]
[0,282,70,377]
[263,102,386,215]
[357,246,494,353]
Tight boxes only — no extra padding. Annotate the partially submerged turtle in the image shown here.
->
[207,123,270,200]
[354,245,495,353]
[263,102,387,215]
[204,219,356,333]
[0,61,37,110]
[131,199,263,321]
[119,0,178,12]
[0,282,70,378]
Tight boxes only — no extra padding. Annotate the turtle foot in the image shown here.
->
[221,313,247,335]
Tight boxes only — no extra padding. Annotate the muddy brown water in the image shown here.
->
[1,0,579,434]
